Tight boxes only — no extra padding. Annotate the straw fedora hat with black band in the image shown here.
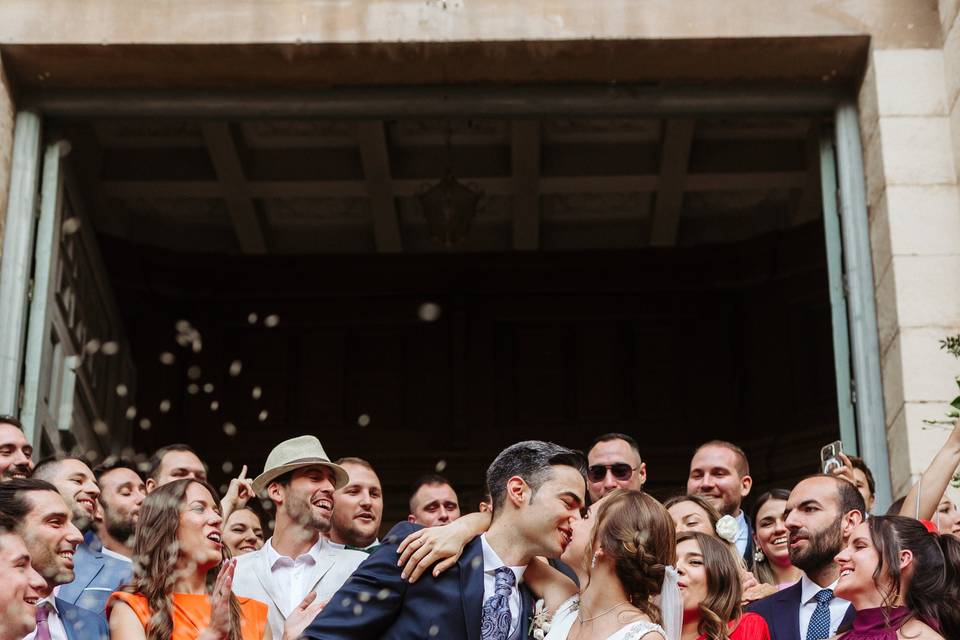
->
[252,435,349,494]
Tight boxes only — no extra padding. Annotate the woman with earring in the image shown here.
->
[833,515,960,639]
[750,490,801,590]
[107,478,318,640]
[676,532,769,640]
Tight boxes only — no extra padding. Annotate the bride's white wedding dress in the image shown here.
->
[544,596,667,640]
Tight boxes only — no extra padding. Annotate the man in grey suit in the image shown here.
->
[232,435,367,640]
[33,456,134,615]
[0,479,109,639]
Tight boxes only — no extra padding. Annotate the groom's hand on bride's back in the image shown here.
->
[397,511,492,583]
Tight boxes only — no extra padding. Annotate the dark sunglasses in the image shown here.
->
[587,463,637,483]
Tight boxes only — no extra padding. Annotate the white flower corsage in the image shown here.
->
[528,599,552,640]
[715,515,740,544]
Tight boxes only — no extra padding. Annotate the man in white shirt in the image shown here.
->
[232,436,367,639]
[0,479,108,639]
[687,440,755,564]
[747,474,866,640]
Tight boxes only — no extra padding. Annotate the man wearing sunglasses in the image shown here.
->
[586,433,647,501]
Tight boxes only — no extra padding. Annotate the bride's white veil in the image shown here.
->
[653,565,682,640]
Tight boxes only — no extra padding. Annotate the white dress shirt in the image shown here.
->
[798,575,850,639]
[23,596,68,640]
[101,546,132,563]
[264,537,325,614]
[734,510,749,557]
[480,534,527,639]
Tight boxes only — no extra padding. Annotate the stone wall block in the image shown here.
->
[881,333,905,430]
[874,49,947,116]
[863,125,887,212]
[943,0,960,36]
[869,189,892,284]
[891,255,960,329]
[886,185,960,256]
[899,326,960,403]
[874,257,898,356]
[885,404,911,496]
[0,56,13,251]
[945,9,960,113]
[951,95,960,186]
[879,117,957,186]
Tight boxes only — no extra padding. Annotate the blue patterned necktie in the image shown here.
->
[805,588,834,640]
[481,566,516,640]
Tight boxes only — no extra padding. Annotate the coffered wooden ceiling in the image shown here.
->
[61,115,822,254]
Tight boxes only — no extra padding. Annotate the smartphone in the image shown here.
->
[821,440,844,474]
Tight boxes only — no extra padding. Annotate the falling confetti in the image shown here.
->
[187,365,202,380]
[222,422,237,436]
[93,420,109,436]
[258,410,268,422]
[139,418,152,431]
[61,217,82,235]
[357,414,371,427]
[222,461,234,474]
[159,352,175,365]
[247,313,258,325]
[84,339,101,355]
[116,384,128,397]
[203,383,214,394]
[264,314,280,328]
[417,303,442,322]
[125,406,137,420]
[187,383,199,395]
[159,399,171,413]
[252,386,262,400]
[210,401,220,411]
[101,341,119,355]
[435,460,447,472]
[229,360,243,377]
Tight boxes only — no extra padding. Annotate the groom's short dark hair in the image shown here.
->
[485,441,586,515]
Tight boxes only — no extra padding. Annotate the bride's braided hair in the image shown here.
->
[582,489,676,625]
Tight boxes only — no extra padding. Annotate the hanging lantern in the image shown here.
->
[417,173,482,247]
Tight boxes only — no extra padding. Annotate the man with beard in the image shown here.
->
[747,474,865,640]
[0,479,107,639]
[91,459,145,561]
[328,457,383,551]
[0,417,33,481]
[33,456,132,615]
[687,439,755,565]
[233,436,368,640]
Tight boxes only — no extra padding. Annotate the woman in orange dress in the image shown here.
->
[107,478,316,640]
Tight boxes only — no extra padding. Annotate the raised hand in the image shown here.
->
[199,558,236,640]
[220,465,255,523]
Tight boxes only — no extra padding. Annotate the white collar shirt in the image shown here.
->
[798,574,850,639]
[23,595,68,640]
[734,510,749,556]
[480,534,527,639]
[264,537,325,614]
[101,546,131,563]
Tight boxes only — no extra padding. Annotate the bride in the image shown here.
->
[399,489,680,640]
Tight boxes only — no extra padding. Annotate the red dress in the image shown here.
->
[697,612,771,640]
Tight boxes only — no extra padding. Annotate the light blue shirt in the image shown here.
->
[735,510,749,556]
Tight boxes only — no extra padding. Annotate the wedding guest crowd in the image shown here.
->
[0,410,959,640]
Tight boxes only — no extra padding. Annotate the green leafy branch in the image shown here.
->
[922,334,960,428]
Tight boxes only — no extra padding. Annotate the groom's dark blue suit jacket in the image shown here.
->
[304,521,533,639]
[746,580,855,640]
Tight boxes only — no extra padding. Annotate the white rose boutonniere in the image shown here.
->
[715,515,740,544]
[529,599,552,640]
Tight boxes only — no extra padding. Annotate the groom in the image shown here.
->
[302,440,588,639]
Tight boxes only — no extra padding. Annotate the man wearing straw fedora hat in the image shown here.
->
[232,435,368,640]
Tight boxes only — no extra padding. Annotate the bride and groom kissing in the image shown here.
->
[301,440,680,640]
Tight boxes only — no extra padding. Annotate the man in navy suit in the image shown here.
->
[35,456,138,614]
[303,440,588,640]
[747,474,866,640]
[0,478,109,639]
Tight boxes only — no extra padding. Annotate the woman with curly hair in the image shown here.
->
[107,478,315,640]
[676,532,769,640]
[833,515,960,639]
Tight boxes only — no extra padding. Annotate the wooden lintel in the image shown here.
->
[792,122,824,226]
[201,122,268,254]
[356,121,402,253]
[650,118,696,246]
[511,120,541,250]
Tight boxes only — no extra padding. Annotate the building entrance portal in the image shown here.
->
[40,109,844,525]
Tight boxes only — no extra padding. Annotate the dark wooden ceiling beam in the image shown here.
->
[200,122,268,254]
[650,118,696,246]
[356,121,403,253]
[511,120,541,250]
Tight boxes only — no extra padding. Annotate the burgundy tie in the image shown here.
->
[34,602,52,640]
